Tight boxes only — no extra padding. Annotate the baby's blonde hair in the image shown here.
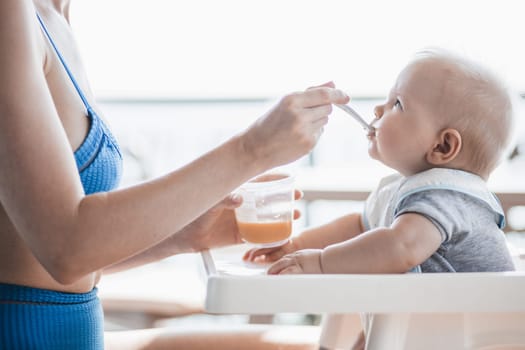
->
[413,48,514,177]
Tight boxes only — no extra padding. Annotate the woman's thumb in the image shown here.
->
[220,193,243,209]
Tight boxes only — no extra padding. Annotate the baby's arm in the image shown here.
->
[244,213,364,263]
[268,213,442,274]
[298,213,365,249]
[320,213,441,273]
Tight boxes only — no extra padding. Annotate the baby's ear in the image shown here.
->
[426,128,462,165]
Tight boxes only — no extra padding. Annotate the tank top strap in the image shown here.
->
[36,12,93,115]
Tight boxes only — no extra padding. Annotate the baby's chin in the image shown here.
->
[367,148,397,172]
[367,144,378,160]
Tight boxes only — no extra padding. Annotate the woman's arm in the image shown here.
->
[106,190,303,273]
[102,195,242,274]
[0,0,349,284]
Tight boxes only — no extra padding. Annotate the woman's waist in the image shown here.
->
[0,252,102,295]
[0,227,101,294]
[0,282,99,305]
[0,264,102,295]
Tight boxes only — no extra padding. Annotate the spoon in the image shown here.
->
[335,104,375,133]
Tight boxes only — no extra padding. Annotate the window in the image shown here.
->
[71,0,525,229]
[72,0,525,99]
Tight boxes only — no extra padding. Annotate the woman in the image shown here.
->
[0,0,349,348]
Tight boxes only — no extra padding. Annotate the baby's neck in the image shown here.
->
[403,166,489,182]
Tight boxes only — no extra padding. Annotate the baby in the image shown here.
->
[243,48,516,349]
[244,48,516,276]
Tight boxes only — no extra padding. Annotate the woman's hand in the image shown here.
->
[180,189,303,252]
[176,194,244,252]
[241,82,349,171]
[266,249,324,274]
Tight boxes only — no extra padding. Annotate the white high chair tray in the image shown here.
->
[200,246,525,315]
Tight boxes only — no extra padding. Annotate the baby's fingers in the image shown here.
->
[278,266,303,275]
[267,256,295,274]
[244,243,294,263]
[261,248,291,263]
[243,247,277,262]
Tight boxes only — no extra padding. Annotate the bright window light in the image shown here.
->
[71,0,525,99]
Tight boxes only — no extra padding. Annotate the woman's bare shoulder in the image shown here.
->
[0,0,45,70]
[0,0,35,30]
[0,0,48,110]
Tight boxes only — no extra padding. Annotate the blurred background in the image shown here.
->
[69,0,525,331]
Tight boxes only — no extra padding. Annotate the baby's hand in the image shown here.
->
[242,239,300,264]
[267,249,323,274]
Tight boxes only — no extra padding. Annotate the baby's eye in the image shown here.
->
[394,99,402,110]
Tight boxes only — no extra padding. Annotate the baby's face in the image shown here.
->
[368,60,446,176]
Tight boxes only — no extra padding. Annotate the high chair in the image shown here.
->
[201,248,525,350]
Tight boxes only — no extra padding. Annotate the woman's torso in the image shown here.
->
[0,4,107,293]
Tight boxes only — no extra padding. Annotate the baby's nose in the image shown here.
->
[373,105,383,118]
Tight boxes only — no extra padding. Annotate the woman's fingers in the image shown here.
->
[214,193,243,210]
[295,86,349,109]
[305,105,333,123]
[307,81,335,90]
[294,189,303,201]
[293,190,303,219]
[241,82,349,170]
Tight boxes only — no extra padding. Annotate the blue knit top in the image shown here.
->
[37,13,123,194]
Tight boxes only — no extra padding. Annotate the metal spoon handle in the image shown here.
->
[335,104,374,132]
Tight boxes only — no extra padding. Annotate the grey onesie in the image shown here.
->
[363,168,515,272]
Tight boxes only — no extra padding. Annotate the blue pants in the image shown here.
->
[0,283,104,349]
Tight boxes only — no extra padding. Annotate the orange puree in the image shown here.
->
[237,221,292,244]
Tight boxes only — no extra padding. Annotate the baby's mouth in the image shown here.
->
[367,119,378,137]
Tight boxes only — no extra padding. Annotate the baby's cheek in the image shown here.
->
[380,131,403,154]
